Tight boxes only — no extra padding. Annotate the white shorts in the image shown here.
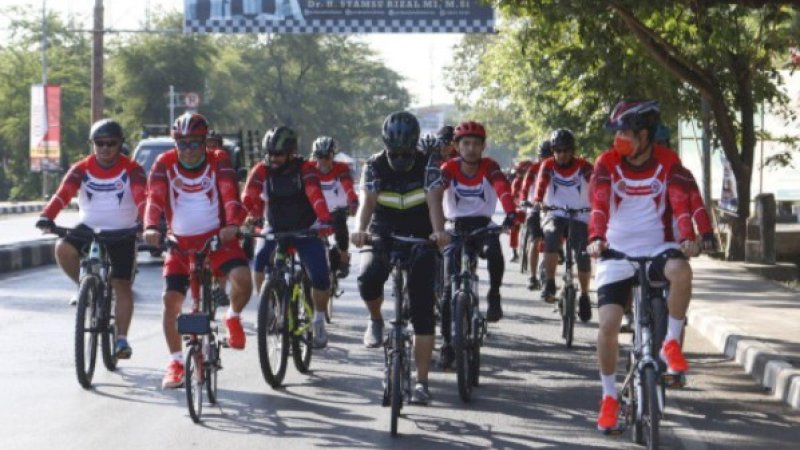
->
[594,242,680,287]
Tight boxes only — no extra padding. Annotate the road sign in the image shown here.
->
[185,92,201,108]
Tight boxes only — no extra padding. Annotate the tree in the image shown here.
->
[454,1,798,259]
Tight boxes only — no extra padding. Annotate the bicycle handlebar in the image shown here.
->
[541,205,591,214]
[446,225,502,240]
[600,248,657,264]
[165,234,220,256]
[365,234,435,247]
[46,225,139,241]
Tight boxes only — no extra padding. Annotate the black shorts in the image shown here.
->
[542,216,590,272]
[63,224,137,281]
[597,249,685,308]
[526,211,543,239]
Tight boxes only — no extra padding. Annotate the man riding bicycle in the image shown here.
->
[350,111,449,404]
[36,119,146,360]
[144,113,253,389]
[533,129,594,323]
[519,140,554,290]
[241,126,334,349]
[427,120,516,369]
[309,136,359,279]
[587,100,702,433]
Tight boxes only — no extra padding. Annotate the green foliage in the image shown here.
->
[0,10,410,200]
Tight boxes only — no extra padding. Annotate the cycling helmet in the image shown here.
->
[417,133,441,155]
[538,140,553,158]
[171,112,209,139]
[263,126,298,155]
[453,121,486,142]
[605,100,660,132]
[312,136,337,157]
[206,129,223,145]
[89,119,124,141]
[550,128,575,151]
[436,125,455,146]
[382,111,420,152]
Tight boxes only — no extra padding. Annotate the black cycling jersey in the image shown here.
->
[266,157,317,232]
[361,151,432,238]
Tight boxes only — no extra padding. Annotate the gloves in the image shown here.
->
[502,212,516,228]
[35,217,55,232]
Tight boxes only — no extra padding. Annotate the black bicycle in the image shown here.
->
[254,229,317,389]
[323,238,343,324]
[49,226,138,389]
[366,234,433,436]
[167,235,224,423]
[444,225,500,402]
[602,249,679,449]
[542,205,591,348]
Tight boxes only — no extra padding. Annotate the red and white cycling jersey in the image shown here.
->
[440,157,515,219]
[519,160,543,202]
[314,161,358,211]
[589,145,697,256]
[533,157,593,222]
[42,155,146,230]
[145,149,244,237]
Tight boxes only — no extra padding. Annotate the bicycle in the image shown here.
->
[445,225,500,402]
[49,226,138,389]
[366,234,433,436]
[253,229,317,389]
[601,249,680,449]
[542,205,591,348]
[167,235,224,423]
[323,238,344,324]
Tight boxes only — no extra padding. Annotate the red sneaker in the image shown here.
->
[162,360,184,389]
[226,316,246,349]
[660,339,689,373]
[597,395,621,433]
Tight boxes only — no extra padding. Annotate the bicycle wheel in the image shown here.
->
[520,230,529,274]
[625,352,644,444]
[453,292,472,402]
[185,345,204,423]
[325,273,334,324]
[257,278,289,388]
[643,366,661,449]
[292,273,313,373]
[206,336,219,404]
[390,348,402,436]
[470,314,482,387]
[562,285,576,348]
[201,270,216,322]
[75,275,99,389]
[100,284,118,371]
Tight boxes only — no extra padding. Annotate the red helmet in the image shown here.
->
[171,112,209,139]
[454,121,486,142]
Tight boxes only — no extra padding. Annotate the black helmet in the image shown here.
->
[312,136,337,157]
[605,99,660,133]
[382,111,420,152]
[550,128,575,151]
[417,133,440,155]
[206,129,223,145]
[538,140,553,159]
[263,126,298,155]
[89,119,124,141]
[436,125,455,146]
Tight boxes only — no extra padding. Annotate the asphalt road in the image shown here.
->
[0,237,798,449]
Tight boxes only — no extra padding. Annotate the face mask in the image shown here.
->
[613,135,636,157]
[387,151,415,172]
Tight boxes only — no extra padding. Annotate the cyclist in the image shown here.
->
[36,119,146,359]
[309,136,359,279]
[143,112,253,389]
[509,159,533,263]
[533,129,594,323]
[350,111,449,404]
[519,140,553,290]
[241,126,334,349]
[587,99,700,433]
[203,129,231,307]
[436,125,458,161]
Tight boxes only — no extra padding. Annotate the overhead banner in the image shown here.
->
[184,0,495,34]
[29,84,61,173]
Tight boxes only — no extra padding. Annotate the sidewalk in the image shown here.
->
[687,255,800,409]
[0,201,47,215]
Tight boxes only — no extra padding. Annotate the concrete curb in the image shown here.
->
[0,239,57,274]
[688,308,800,410]
[0,203,46,215]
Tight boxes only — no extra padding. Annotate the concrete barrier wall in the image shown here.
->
[0,240,56,273]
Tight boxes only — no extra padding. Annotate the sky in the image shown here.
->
[3,0,463,107]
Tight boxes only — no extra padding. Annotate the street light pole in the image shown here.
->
[91,0,104,123]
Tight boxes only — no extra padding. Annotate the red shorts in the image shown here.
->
[163,230,247,277]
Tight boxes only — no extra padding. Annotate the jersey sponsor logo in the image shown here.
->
[552,174,582,194]
[615,178,663,196]
[173,177,212,193]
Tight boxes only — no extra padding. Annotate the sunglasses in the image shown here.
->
[93,140,119,148]
[176,140,204,151]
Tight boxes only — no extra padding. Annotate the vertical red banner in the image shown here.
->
[29,84,61,172]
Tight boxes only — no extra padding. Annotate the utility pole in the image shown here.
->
[701,96,712,204]
[91,0,104,123]
[41,0,48,199]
